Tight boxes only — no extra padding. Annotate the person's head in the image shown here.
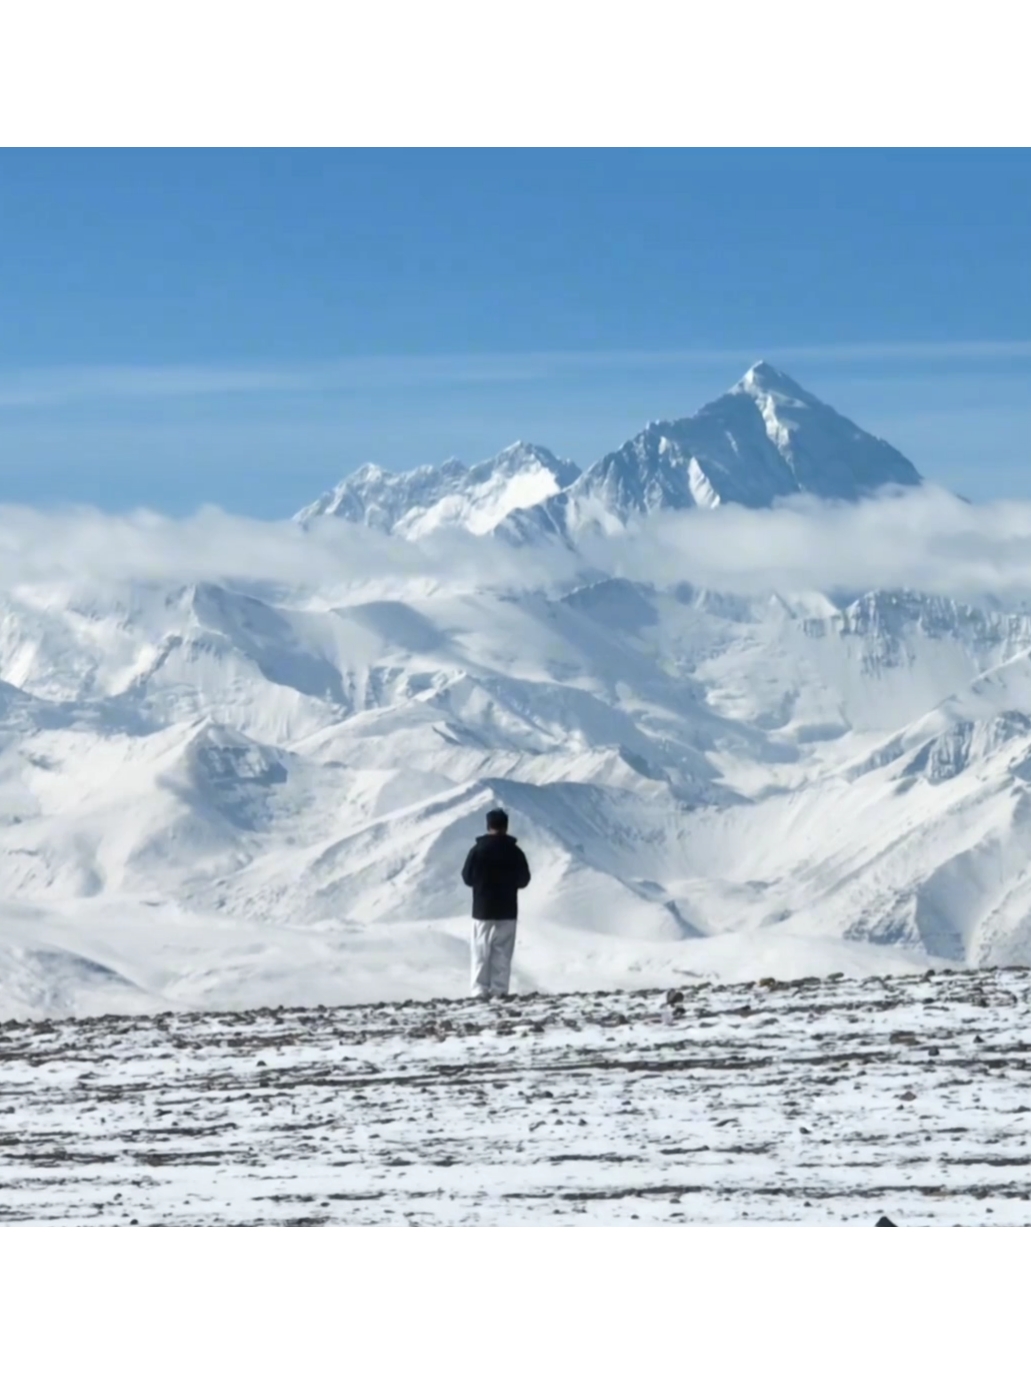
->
[486,808,509,834]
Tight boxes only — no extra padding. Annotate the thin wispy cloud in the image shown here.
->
[4,342,1031,410]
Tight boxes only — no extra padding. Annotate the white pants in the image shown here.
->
[470,919,517,998]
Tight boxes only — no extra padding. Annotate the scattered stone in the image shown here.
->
[665,990,685,1006]
[875,1216,897,1226]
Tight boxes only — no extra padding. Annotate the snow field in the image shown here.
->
[2,966,1029,1226]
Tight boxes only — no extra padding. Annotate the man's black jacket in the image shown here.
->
[461,832,531,920]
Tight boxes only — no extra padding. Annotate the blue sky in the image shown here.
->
[2,148,1031,515]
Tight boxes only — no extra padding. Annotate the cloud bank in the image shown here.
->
[590,486,1031,601]
[4,485,1031,606]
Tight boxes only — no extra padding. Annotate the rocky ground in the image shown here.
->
[2,966,1030,1226]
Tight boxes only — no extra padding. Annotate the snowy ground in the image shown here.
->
[2,965,1030,1226]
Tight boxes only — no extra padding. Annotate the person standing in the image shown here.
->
[461,808,531,999]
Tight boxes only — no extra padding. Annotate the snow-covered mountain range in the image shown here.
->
[2,363,1028,1019]
[298,362,922,542]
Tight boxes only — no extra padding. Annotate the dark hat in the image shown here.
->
[486,808,509,832]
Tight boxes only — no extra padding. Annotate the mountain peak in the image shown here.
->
[296,439,580,536]
[476,441,581,487]
[735,360,813,401]
[490,440,557,467]
[504,363,925,541]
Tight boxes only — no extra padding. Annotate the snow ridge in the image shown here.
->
[296,443,581,537]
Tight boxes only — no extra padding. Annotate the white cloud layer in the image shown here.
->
[6,485,1031,604]
[589,486,1031,601]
